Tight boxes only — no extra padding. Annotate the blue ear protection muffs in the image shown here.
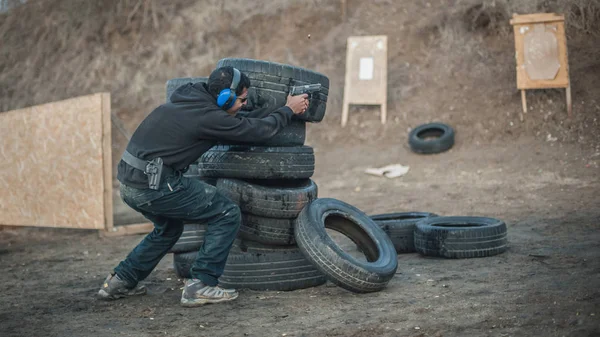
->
[216,68,241,110]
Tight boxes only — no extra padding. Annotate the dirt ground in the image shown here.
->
[1,135,599,337]
[2,0,600,336]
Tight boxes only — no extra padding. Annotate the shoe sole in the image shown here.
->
[97,289,146,300]
[180,294,239,307]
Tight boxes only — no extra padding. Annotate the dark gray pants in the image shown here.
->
[115,174,240,287]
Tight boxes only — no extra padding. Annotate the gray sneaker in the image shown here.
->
[97,273,146,300]
[180,279,239,307]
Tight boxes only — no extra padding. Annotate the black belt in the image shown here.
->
[121,150,175,190]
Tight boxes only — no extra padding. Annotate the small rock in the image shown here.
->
[415,326,421,330]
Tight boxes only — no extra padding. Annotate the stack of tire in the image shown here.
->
[368,212,508,258]
[166,58,331,291]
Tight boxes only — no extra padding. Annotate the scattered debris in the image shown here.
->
[365,164,410,178]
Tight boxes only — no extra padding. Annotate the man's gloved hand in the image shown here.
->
[286,94,309,115]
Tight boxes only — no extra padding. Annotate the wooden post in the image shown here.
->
[341,101,349,127]
[520,89,527,121]
[101,222,154,237]
[566,84,572,118]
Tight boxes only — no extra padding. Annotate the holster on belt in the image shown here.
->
[121,150,165,190]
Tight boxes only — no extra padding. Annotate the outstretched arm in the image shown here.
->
[198,94,309,143]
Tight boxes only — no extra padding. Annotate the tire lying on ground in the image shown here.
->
[168,223,207,254]
[217,178,317,218]
[172,239,327,291]
[216,57,329,122]
[414,216,508,258]
[198,145,315,180]
[294,198,398,293]
[408,122,455,154]
[370,212,439,253]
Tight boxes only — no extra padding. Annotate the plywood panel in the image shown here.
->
[0,93,110,229]
[511,15,569,89]
[341,35,388,126]
[343,35,388,105]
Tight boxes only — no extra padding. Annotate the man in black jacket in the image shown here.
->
[98,66,309,307]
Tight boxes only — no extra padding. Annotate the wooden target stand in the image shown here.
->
[510,13,572,121]
[341,35,388,127]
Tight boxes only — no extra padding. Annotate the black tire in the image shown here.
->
[182,164,218,186]
[414,216,508,258]
[225,119,306,147]
[165,77,208,102]
[370,212,439,253]
[173,251,195,278]
[172,240,327,291]
[217,178,317,219]
[198,145,315,179]
[261,119,306,147]
[239,213,295,245]
[223,240,326,291]
[294,198,398,293]
[168,223,207,254]
[408,122,455,154]
[216,58,329,122]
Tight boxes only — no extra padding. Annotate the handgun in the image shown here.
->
[145,157,164,190]
[289,83,321,96]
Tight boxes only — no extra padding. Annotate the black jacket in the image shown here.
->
[117,82,293,188]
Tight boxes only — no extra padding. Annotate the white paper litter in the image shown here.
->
[364,164,410,178]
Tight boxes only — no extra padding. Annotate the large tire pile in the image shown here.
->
[167,58,330,291]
